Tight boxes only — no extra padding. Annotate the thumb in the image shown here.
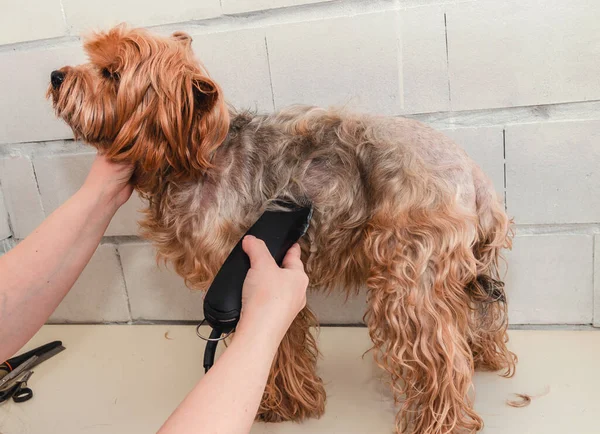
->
[282,243,304,271]
[242,235,276,269]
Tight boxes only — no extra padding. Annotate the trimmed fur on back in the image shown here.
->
[139,106,480,292]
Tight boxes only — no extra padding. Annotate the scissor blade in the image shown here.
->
[29,345,65,369]
[0,356,38,389]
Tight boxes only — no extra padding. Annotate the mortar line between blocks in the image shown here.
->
[0,0,468,53]
[114,245,133,323]
[409,100,600,129]
[58,0,69,35]
[29,159,46,216]
[502,128,507,212]
[264,35,276,111]
[593,235,597,327]
[443,12,451,109]
[0,178,15,238]
[6,100,600,151]
[514,223,600,236]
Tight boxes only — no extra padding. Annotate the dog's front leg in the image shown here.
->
[256,305,326,422]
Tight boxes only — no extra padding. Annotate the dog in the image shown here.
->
[48,25,516,434]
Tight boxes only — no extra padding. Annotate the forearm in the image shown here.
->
[0,185,118,360]
[158,325,281,434]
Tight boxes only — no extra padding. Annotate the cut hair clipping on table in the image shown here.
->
[506,387,551,408]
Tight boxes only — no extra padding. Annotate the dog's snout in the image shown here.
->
[50,70,65,89]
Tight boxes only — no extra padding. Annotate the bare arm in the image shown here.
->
[0,155,133,361]
[158,236,309,434]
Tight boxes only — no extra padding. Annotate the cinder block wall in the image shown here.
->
[0,0,598,326]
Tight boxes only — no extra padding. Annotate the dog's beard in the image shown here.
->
[47,73,117,147]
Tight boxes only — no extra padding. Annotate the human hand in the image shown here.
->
[82,153,134,212]
[237,235,309,343]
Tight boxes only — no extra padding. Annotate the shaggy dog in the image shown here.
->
[48,25,516,434]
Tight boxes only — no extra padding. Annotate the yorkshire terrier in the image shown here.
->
[48,25,516,434]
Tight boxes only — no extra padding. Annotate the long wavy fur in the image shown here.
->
[49,25,516,433]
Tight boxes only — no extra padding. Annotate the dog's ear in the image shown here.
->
[107,69,229,193]
[83,24,130,72]
[171,31,193,48]
[192,75,219,113]
[185,74,229,170]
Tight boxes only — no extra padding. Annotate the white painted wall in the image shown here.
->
[0,0,599,325]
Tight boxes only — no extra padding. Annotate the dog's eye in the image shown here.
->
[101,68,120,81]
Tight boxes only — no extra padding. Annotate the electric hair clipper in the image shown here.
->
[201,201,313,372]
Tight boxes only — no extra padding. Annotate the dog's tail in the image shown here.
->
[465,165,516,375]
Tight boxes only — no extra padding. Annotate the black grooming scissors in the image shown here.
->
[0,371,33,403]
[0,340,65,404]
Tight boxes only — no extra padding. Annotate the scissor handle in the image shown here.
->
[12,385,33,403]
[2,341,62,371]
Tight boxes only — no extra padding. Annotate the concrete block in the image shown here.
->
[0,0,65,45]
[222,0,330,14]
[192,29,274,112]
[118,242,203,321]
[400,5,449,114]
[441,126,504,200]
[447,0,600,110]
[0,156,45,238]
[0,45,85,145]
[49,244,130,322]
[62,0,221,34]
[506,120,600,224]
[0,238,15,257]
[595,235,600,327]
[266,12,403,115]
[0,188,10,240]
[33,153,143,236]
[505,234,593,324]
[308,289,367,325]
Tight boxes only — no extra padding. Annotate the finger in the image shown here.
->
[282,243,304,271]
[242,235,276,269]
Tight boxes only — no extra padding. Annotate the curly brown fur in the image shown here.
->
[48,25,516,434]
[258,307,326,422]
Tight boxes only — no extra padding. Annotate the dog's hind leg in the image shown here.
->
[466,167,516,375]
[364,209,483,434]
[256,306,326,422]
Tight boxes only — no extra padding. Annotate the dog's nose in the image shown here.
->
[50,70,65,89]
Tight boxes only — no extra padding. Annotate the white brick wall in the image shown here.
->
[221,0,330,15]
[399,6,449,115]
[0,0,65,45]
[0,46,85,145]
[446,0,600,110]
[506,234,594,324]
[0,239,15,256]
[0,188,10,240]
[61,0,222,34]
[192,29,274,112]
[506,120,600,224]
[0,0,599,325]
[0,156,45,238]
[266,12,403,114]
[49,244,130,322]
[33,153,144,236]
[118,243,202,321]
[595,236,600,327]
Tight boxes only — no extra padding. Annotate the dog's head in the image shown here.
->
[47,25,229,193]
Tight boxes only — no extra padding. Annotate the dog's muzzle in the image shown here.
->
[50,70,65,89]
